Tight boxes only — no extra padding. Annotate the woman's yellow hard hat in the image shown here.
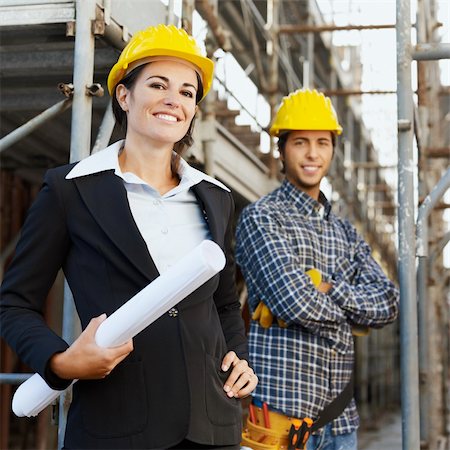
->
[269,89,343,136]
[107,24,214,101]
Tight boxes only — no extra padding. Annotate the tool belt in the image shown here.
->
[242,372,354,450]
[241,406,313,450]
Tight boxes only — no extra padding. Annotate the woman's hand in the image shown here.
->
[221,351,258,399]
[49,314,134,380]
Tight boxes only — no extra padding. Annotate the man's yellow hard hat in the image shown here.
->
[107,24,214,101]
[269,89,343,137]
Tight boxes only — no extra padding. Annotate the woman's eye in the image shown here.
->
[150,83,165,90]
[182,90,194,98]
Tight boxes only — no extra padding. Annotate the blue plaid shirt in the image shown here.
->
[235,179,399,435]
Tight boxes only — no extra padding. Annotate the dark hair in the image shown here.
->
[111,63,204,173]
[277,131,336,173]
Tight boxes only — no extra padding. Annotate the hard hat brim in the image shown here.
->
[270,125,343,137]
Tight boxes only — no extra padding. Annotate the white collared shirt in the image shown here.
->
[66,140,230,273]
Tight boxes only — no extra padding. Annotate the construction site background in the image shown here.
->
[0,1,449,449]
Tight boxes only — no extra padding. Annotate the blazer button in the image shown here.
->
[168,307,178,317]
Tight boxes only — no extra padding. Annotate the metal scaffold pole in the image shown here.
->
[396,0,421,448]
[69,0,96,164]
[267,0,279,179]
[0,99,73,154]
[58,1,97,448]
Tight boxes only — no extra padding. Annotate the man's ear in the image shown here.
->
[116,84,129,112]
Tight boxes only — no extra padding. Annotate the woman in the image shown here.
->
[0,24,257,449]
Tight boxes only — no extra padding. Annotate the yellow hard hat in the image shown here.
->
[269,89,343,136]
[107,24,214,101]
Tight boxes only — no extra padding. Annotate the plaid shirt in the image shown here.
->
[235,179,399,435]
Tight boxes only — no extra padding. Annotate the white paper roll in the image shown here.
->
[95,239,225,347]
[12,240,225,417]
[12,374,75,418]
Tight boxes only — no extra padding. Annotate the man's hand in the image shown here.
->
[49,314,134,380]
[317,281,333,293]
[221,351,258,399]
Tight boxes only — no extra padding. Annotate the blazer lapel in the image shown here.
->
[74,171,158,281]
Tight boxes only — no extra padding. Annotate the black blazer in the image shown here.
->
[0,163,248,449]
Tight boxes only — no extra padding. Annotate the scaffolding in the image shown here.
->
[0,1,449,449]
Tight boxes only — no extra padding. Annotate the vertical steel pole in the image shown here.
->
[416,169,450,447]
[306,0,314,89]
[267,0,279,179]
[396,0,421,448]
[181,0,195,33]
[358,144,368,234]
[415,2,430,441]
[92,100,115,154]
[417,255,429,443]
[202,18,218,177]
[167,0,176,25]
[58,1,96,448]
[69,0,96,163]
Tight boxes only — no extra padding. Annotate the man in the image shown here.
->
[236,89,399,450]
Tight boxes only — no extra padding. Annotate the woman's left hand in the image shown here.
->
[221,351,258,398]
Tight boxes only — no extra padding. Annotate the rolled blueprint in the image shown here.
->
[12,374,74,419]
[12,240,226,417]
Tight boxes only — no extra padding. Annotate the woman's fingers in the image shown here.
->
[106,339,134,370]
[221,350,237,372]
[221,352,258,398]
[234,370,258,398]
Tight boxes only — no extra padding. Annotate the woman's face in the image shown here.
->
[116,59,199,147]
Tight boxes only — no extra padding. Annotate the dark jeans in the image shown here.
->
[168,439,239,450]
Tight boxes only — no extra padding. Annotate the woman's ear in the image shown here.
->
[115,84,129,112]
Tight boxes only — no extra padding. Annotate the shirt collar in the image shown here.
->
[280,178,332,219]
[177,157,230,191]
[65,140,230,192]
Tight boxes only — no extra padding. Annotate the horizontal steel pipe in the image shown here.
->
[412,43,450,60]
[0,98,72,153]
[0,374,32,384]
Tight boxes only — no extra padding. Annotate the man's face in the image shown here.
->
[281,130,334,200]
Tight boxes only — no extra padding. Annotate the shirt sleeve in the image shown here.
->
[235,204,348,338]
[328,225,399,328]
[0,169,72,390]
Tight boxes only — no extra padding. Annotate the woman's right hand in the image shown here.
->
[49,314,134,380]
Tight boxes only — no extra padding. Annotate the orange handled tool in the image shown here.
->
[249,404,256,424]
[262,402,271,429]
